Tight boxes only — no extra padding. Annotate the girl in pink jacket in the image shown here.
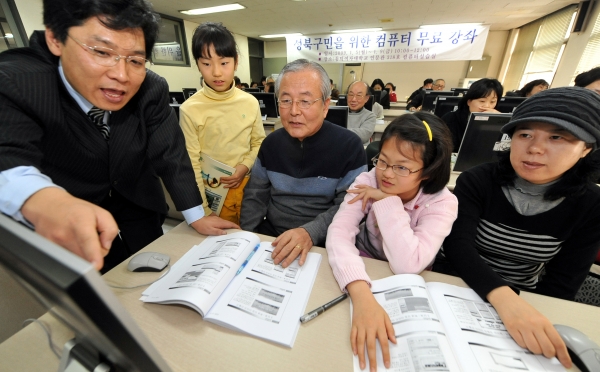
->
[326,112,457,371]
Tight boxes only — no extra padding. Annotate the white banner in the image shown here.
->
[286,25,490,64]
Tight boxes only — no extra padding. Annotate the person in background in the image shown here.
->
[234,75,242,89]
[385,82,397,102]
[0,0,237,272]
[327,112,456,371]
[331,88,340,100]
[250,81,258,88]
[240,82,249,90]
[260,76,267,87]
[575,66,600,94]
[264,81,275,93]
[346,81,377,145]
[330,78,335,90]
[407,78,433,104]
[370,78,385,92]
[432,79,445,91]
[433,87,600,369]
[179,22,265,225]
[441,78,503,152]
[510,79,549,97]
[407,78,445,111]
[240,59,367,268]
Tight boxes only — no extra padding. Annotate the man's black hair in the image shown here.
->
[458,78,504,109]
[191,22,238,63]
[575,67,600,88]
[43,0,160,58]
[423,78,434,85]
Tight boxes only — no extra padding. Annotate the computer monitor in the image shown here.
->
[168,92,185,105]
[257,85,265,92]
[495,96,527,113]
[363,95,375,112]
[249,92,279,118]
[182,88,197,100]
[0,214,170,372]
[244,88,260,93]
[433,96,462,118]
[336,94,348,107]
[451,88,469,96]
[325,106,349,128]
[421,91,454,113]
[381,88,391,109]
[453,113,513,172]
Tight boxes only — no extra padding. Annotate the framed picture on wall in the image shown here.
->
[151,15,190,67]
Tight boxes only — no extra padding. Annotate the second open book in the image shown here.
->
[357,274,566,372]
[140,231,321,348]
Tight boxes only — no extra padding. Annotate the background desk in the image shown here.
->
[382,109,407,121]
[0,223,596,371]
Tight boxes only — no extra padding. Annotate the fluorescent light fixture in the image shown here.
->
[332,28,382,33]
[420,23,482,28]
[259,33,303,39]
[5,33,13,38]
[179,3,245,16]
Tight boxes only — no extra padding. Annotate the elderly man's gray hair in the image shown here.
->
[275,59,332,102]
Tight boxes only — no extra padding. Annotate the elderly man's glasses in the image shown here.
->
[68,35,151,75]
[372,156,422,177]
[347,93,366,100]
[279,98,321,109]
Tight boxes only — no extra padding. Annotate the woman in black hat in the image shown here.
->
[434,86,600,369]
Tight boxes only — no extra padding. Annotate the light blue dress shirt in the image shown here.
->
[0,62,204,225]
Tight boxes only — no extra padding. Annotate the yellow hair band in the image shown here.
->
[422,120,433,141]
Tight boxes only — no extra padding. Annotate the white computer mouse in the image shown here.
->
[127,252,170,272]
[554,324,600,372]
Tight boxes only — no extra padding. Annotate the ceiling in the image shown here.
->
[149,0,580,39]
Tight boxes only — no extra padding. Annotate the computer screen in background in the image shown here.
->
[364,95,375,112]
[182,88,197,100]
[495,97,527,113]
[453,113,512,172]
[433,96,462,118]
[336,95,348,107]
[421,91,454,113]
[325,106,349,128]
[451,88,469,96]
[0,214,170,372]
[244,88,260,93]
[168,92,185,105]
[249,92,279,118]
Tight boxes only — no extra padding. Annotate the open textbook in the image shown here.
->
[199,152,235,216]
[354,274,566,372]
[141,231,321,348]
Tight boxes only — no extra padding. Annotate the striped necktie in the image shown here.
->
[88,106,109,140]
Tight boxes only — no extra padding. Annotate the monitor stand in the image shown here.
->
[58,339,111,372]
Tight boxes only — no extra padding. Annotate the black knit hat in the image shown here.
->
[501,86,600,149]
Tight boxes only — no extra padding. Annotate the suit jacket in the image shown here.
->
[0,31,202,215]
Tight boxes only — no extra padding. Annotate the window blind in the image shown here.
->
[573,10,600,81]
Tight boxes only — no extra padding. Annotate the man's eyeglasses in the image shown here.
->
[279,98,321,109]
[347,93,366,100]
[372,157,422,177]
[68,35,151,75]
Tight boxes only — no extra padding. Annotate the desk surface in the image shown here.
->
[0,223,595,371]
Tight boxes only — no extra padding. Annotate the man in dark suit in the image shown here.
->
[0,0,237,272]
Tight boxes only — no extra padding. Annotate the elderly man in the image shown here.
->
[432,79,446,91]
[347,81,377,144]
[240,59,367,267]
[407,78,446,111]
[0,0,236,272]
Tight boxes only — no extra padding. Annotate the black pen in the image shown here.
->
[300,293,348,323]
